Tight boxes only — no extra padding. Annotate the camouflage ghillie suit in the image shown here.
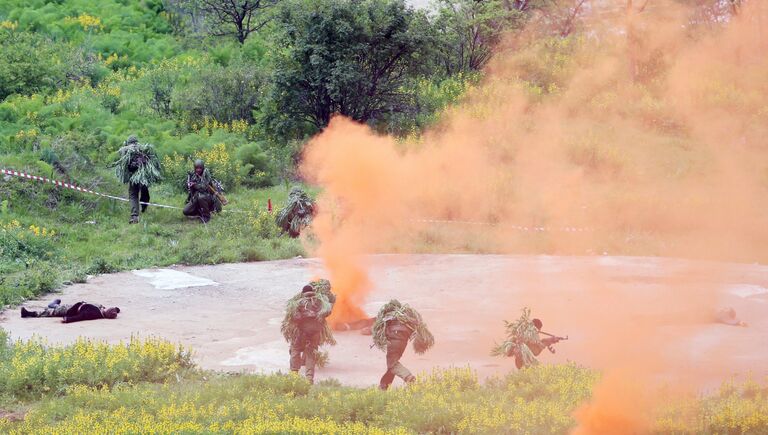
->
[372,300,434,390]
[114,135,160,224]
[183,160,221,223]
[283,285,334,384]
[492,308,561,369]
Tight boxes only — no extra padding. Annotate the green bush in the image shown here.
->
[236,142,273,187]
[86,257,120,275]
[0,335,193,399]
[172,60,264,124]
[0,30,68,100]
[0,262,59,307]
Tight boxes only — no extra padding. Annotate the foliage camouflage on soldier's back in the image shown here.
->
[491,307,542,367]
[280,283,336,347]
[275,187,314,237]
[113,141,162,186]
[372,299,434,354]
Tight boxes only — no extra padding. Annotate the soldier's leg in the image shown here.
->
[24,307,59,318]
[289,335,306,373]
[20,307,39,318]
[183,198,199,217]
[380,338,408,390]
[140,185,150,213]
[128,183,140,222]
[389,339,415,383]
[303,332,321,384]
[198,195,212,222]
[391,361,415,383]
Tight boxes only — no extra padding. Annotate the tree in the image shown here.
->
[432,0,525,75]
[535,0,590,37]
[199,0,279,43]
[0,31,68,100]
[262,0,435,138]
[173,60,264,123]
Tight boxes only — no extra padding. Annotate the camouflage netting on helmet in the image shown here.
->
[372,300,434,355]
[280,288,336,347]
[491,307,543,367]
[113,141,162,186]
[276,187,315,237]
[308,279,335,304]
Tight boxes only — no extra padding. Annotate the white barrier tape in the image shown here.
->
[3,168,591,226]
[0,168,259,213]
[414,219,593,233]
[2,168,184,210]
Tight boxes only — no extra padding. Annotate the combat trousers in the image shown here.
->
[183,193,213,220]
[379,338,413,389]
[23,304,70,318]
[128,183,141,219]
[289,330,321,383]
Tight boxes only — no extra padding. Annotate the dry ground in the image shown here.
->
[1,255,766,389]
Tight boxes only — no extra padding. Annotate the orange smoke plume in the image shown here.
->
[301,119,411,326]
[300,0,768,428]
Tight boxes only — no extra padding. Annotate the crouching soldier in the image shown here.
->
[183,159,222,223]
[281,284,335,384]
[21,299,121,323]
[492,308,567,369]
[372,300,434,390]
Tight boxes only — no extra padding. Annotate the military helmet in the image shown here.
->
[194,159,205,169]
[125,135,138,145]
[532,318,543,330]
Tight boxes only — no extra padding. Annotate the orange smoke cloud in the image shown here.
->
[301,120,412,325]
[572,370,652,435]
[300,0,768,429]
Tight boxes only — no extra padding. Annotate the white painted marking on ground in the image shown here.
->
[221,340,286,368]
[133,269,219,290]
[728,284,768,298]
[267,317,283,326]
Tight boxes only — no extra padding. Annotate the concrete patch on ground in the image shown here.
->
[221,340,286,369]
[133,269,218,290]
[728,284,768,298]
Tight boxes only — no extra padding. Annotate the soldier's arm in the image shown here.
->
[541,337,560,347]
[528,342,546,356]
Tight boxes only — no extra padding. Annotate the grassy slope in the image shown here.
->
[0,175,304,306]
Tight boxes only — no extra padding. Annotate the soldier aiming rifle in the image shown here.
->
[492,308,568,369]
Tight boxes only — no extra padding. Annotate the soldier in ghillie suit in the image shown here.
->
[491,307,566,369]
[113,135,161,224]
[372,300,434,390]
[281,281,336,384]
[183,159,222,223]
[20,299,120,323]
[276,187,314,237]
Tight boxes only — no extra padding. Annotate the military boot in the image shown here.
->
[20,307,38,318]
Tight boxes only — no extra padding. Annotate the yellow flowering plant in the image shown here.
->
[0,219,58,267]
[62,13,104,32]
[0,335,192,399]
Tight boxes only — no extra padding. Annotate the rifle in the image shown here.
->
[539,331,568,354]
[188,171,228,206]
[208,184,228,206]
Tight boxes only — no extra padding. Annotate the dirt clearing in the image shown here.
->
[1,255,766,388]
